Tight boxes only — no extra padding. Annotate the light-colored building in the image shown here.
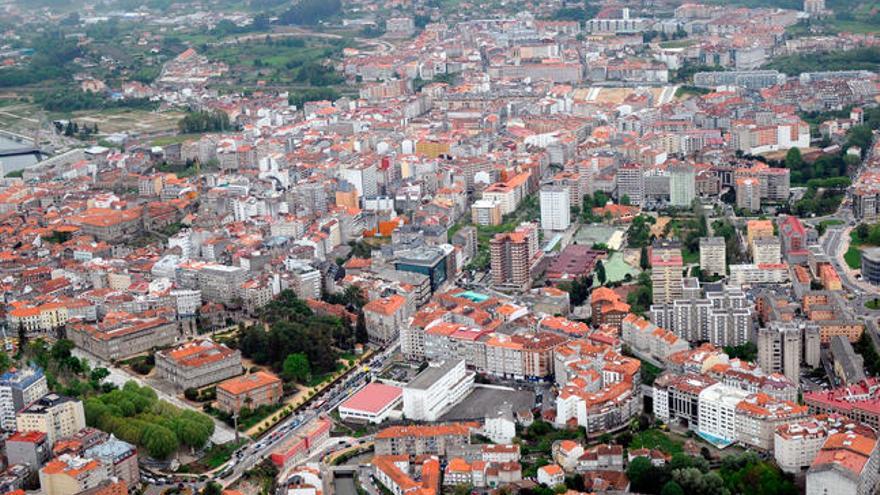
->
[752,237,781,265]
[651,242,683,304]
[67,314,179,362]
[699,237,726,277]
[39,455,110,495]
[669,164,696,208]
[363,294,409,345]
[83,435,139,487]
[616,163,644,206]
[0,365,48,431]
[697,383,750,445]
[807,431,880,495]
[540,186,571,231]
[734,394,809,451]
[16,394,86,447]
[402,360,474,422]
[338,382,403,424]
[155,339,243,390]
[736,177,762,212]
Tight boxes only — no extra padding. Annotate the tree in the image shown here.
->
[282,353,312,383]
[16,324,27,357]
[142,424,179,459]
[660,481,684,495]
[626,457,655,494]
[0,352,10,374]
[621,194,631,206]
[785,147,803,170]
[596,260,607,286]
[639,246,650,270]
[202,482,223,495]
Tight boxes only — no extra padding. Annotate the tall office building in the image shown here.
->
[0,365,48,431]
[616,163,645,206]
[669,163,696,208]
[699,237,726,277]
[651,240,684,304]
[540,186,571,231]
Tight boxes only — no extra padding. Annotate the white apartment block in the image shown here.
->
[540,186,571,231]
[697,383,750,445]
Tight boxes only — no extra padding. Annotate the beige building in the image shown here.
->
[155,339,242,390]
[363,294,409,345]
[651,241,683,304]
[736,177,762,212]
[39,455,110,495]
[216,371,283,413]
[17,394,86,447]
[734,394,809,451]
[699,237,726,277]
[752,236,781,265]
[68,314,179,361]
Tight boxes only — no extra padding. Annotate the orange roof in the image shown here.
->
[217,371,280,395]
[363,294,407,316]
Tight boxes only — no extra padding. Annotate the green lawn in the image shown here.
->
[630,429,683,454]
[151,133,204,146]
[202,439,248,469]
[845,246,862,269]
[866,299,880,310]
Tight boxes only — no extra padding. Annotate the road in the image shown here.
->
[217,345,397,487]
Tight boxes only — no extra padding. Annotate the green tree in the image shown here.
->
[621,194,631,206]
[596,260,607,286]
[640,246,650,270]
[142,424,179,459]
[0,352,11,374]
[282,353,312,383]
[626,457,655,494]
[660,481,684,495]
[785,147,803,170]
[202,482,223,495]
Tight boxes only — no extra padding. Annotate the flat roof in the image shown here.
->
[407,360,463,391]
[340,382,402,414]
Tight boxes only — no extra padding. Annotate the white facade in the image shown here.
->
[171,289,202,317]
[670,165,696,208]
[402,360,474,421]
[540,186,571,231]
[697,383,750,444]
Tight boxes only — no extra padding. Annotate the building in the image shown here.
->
[697,383,750,446]
[616,163,644,206]
[67,314,178,361]
[752,237,781,265]
[216,371,283,414]
[804,379,880,430]
[537,464,565,487]
[402,360,474,421]
[155,340,242,390]
[539,186,571,231]
[861,248,880,285]
[16,394,86,447]
[746,219,775,247]
[198,264,248,305]
[653,372,717,430]
[830,335,867,385]
[651,241,683,304]
[269,418,332,467]
[699,237,726,277]
[5,431,50,473]
[804,0,826,15]
[338,382,403,424]
[590,287,630,329]
[807,431,880,495]
[471,199,503,226]
[490,224,540,292]
[775,415,871,474]
[0,365,48,431]
[734,394,809,451]
[372,455,441,495]
[669,164,696,208]
[374,423,474,456]
[779,215,809,259]
[83,436,139,487]
[736,177,761,212]
[288,261,322,301]
[757,322,820,384]
[621,314,689,363]
[363,294,409,345]
[39,455,109,495]
[394,245,452,292]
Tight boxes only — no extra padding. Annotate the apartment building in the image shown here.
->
[539,186,570,231]
[216,371,283,414]
[734,394,809,450]
[363,294,409,345]
[804,379,880,431]
[39,455,110,495]
[374,423,475,456]
[16,394,86,447]
[490,224,539,292]
[736,177,761,212]
[83,436,139,487]
[621,314,689,364]
[616,163,644,206]
[402,360,474,421]
[752,237,781,265]
[775,415,871,474]
[807,431,880,495]
[0,365,48,431]
[669,163,696,208]
[652,372,717,429]
[699,237,726,277]
[697,383,751,445]
[155,339,243,390]
[650,241,683,304]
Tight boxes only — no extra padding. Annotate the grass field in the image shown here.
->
[630,429,683,454]
[866,299,880,310]
[845,246,862,269]
[71,108,185,135]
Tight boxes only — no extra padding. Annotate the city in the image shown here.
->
[0,0,879,494]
